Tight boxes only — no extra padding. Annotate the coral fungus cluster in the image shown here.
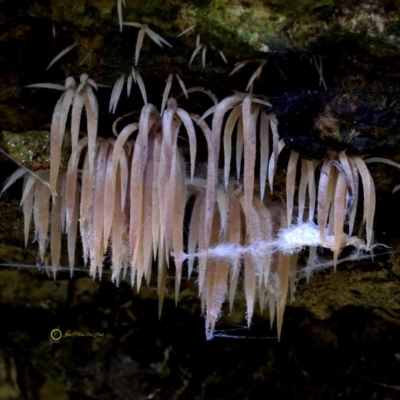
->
[3,69,377,338]
[1,8,383,339]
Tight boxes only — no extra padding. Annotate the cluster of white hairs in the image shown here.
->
[3,8,387,339]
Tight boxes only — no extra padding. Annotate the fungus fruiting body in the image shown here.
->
[2,9,387,340]
[122,22,172,66]
[4,80,379,339]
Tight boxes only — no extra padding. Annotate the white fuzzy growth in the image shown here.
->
[177,243,260,264]
[178,241,274,265]
[277,222,321,253]
[203,243,238,258]
[178,223,326,264]
[177,223,371,268]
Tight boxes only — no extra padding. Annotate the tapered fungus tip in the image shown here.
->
[333,256,338,273]
[174,279,180,306]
